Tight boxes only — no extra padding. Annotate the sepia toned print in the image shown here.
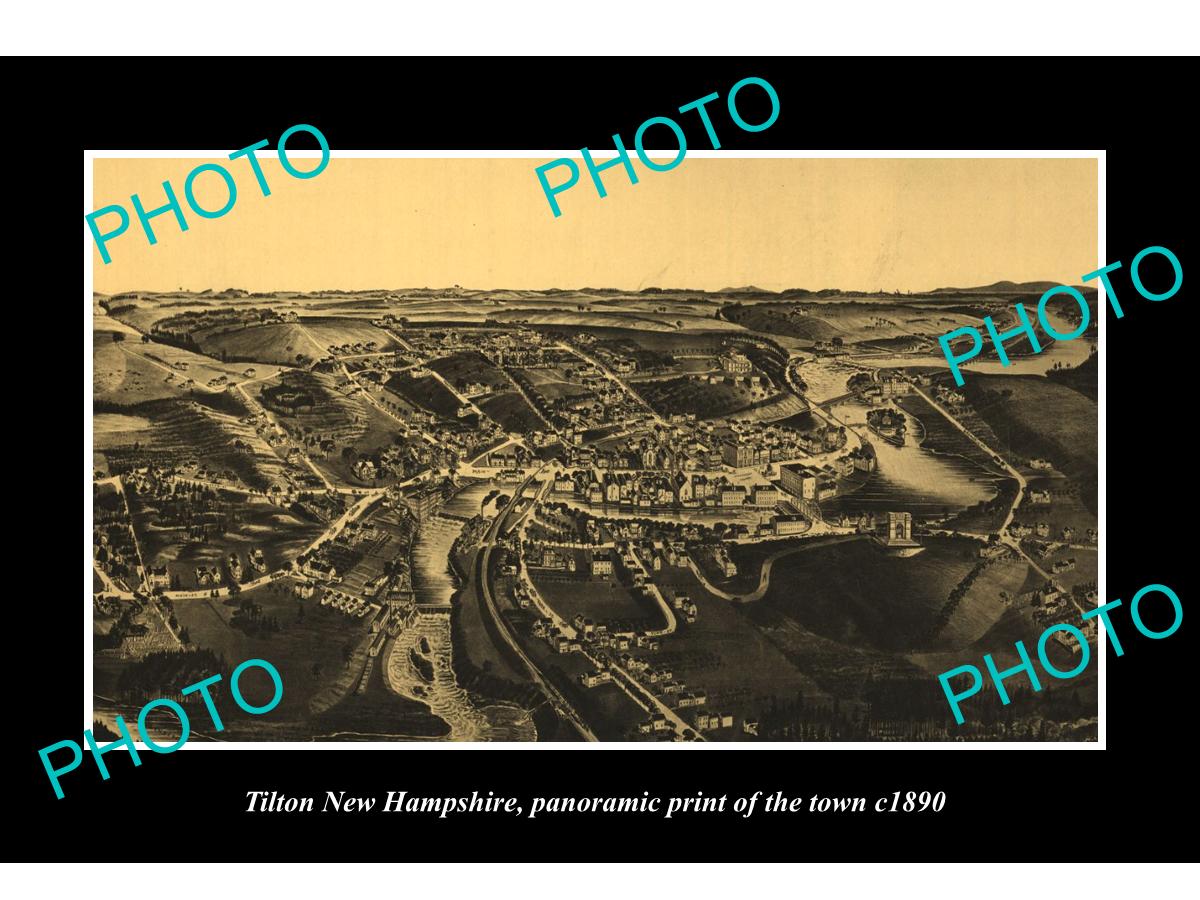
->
[90,156,1099,743]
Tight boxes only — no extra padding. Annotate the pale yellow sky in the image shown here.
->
[92,156,1097,294]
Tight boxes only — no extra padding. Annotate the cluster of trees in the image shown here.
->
[94,603,148,651]
[116,648,226,700]
[920,558,994,646]
[230,597,281,637]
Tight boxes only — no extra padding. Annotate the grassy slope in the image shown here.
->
[1046,352,1099,401]
[961,374,1098,512]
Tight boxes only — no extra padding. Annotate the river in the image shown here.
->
[793,311,1083,519]
[410,481,495,607]
[820,397,999,518]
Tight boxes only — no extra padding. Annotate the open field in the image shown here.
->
[427,350,510,391]
[1046,351,1098,401]
[156,581,449,740]
[642,565,828,738]
[516,368,594,402]
[723,299,982,345]
[929,556,1031,651]
[95,338,190,404]
[961,374,1098,509]
[531,571,662,625]
[477,391,546,433]
[745,536,981,653]
[128,490,325,588]
[385,371,464,417]
[635,376,757,418]
[171,579,366,718]
[195,322,328,366]
[299,317,398,353]
[94,396,289,490]
[1012,475,1098,536]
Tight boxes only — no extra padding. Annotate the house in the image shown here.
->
[773,513,807,536]
[695,712,734,731]
[650,713,671,732]
[676,477,694,503]
[719,350,752,374]
[721,441,756,468]
[148,565,170,589]
[721,487,747,507]
[1053,628,1085,654]
[779,463,819,500]
[538,547,568,570]
[754,486,780,507]
[1029,489,1052,505]
[979,541,1008,559]
[590,551,613,577]
[302,559,339,581]
[580,670,613,688]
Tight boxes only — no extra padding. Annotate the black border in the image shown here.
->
[18,56,1197,863]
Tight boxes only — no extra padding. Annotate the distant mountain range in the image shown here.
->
[718,285,770,294]
[930,280,1089,294]
[95,279,1097,303]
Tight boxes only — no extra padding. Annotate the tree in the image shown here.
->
[112,332,125,343]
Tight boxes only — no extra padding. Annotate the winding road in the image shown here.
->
[687,533,864,603]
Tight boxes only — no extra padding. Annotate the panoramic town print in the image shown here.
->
[90,157,1099,742]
